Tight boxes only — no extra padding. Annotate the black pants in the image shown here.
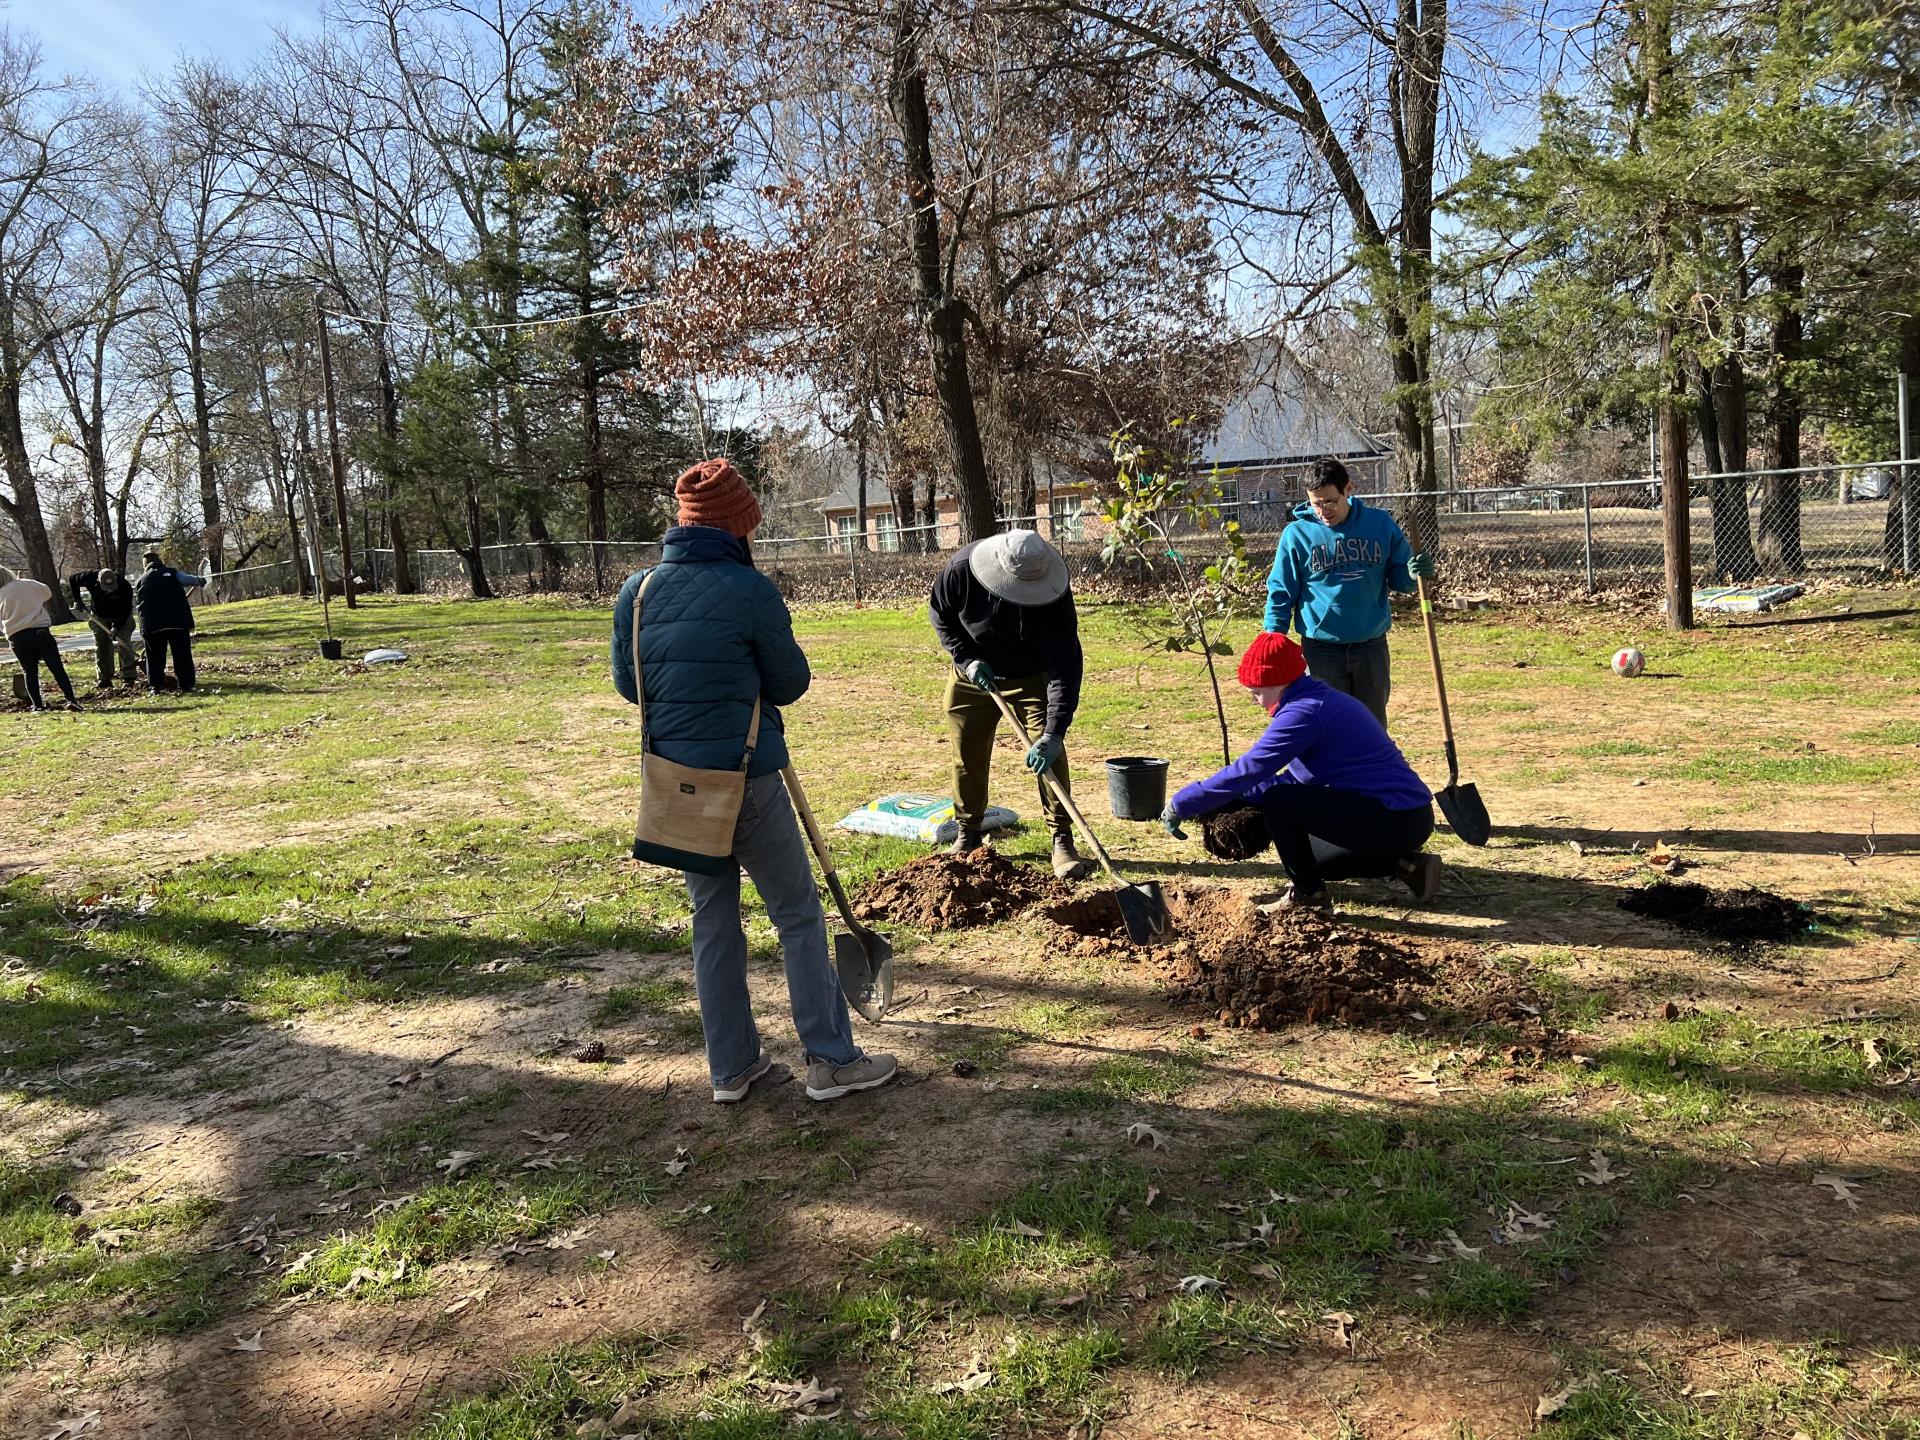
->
[1255,784,1433,895]
[146,630,195,692]
[10,627,76,708]
[1302,634,1391,728]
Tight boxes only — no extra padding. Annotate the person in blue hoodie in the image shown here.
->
[1262,457,1433,727]
[1158,631,1442,912]
[612,459,895,1106]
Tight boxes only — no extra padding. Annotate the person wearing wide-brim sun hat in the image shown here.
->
[928,528,1093,880]
[610,458,896,1106]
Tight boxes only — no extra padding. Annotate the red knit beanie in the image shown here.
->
[675,458,763,538]
[1237,632,1307,689]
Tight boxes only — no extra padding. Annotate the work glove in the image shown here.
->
[1408,552,1436,580]
[1159,802,1187,840]
[1025,734,1063,774]
[962,660,997,692]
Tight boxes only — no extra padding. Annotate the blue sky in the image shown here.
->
[19,0,318,91]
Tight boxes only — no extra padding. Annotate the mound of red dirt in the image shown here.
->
[1617,881,1809,944]
[854,847,1070,931]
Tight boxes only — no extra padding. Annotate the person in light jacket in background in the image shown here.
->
[928,529,1093,880]
[612,458,896,1105]
[1160,632,1441,913]
[0,567,82,712]
[133,551,205,695]
[1263,457,1434,727]
[69,568,138,689]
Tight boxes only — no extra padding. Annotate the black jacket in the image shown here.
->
[134,566,195,635]
[928,542,1083,737]
[69,571,134,627]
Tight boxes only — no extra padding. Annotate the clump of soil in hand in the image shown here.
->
[1200,804,1270,862]
[1618,881,1808,944]
[856,847,1069,931]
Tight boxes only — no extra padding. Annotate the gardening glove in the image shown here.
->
[1408,552,1436,580]
[962,660,997,692]
[1025,734,1063,774]
[1159,803,1187,840]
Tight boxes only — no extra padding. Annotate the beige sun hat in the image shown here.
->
[967,529,1069,606]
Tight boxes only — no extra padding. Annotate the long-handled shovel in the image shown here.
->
[1416,576,1492,846]
[985,690,1172,945]
[782,766,894,1022]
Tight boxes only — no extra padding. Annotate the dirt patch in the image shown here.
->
[1198,803,1270,862]
[1617,880,1810,944]
[1048,885,1502,1028]
[854,848,1069,930]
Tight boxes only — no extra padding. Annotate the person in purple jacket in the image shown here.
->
[1158,631,1442,913]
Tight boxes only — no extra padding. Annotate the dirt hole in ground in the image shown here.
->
[1047,885,1533,1029]
[855,847,1070,931]
[1617,881,1809,944]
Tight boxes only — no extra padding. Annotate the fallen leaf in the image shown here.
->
[1442,1227,1482,1259]
[1536,1378,1590,1420]
[1248,1262,1280,1279]
[742,1297,768,1333]
[42,1412,101,1440]
[283,1250,315,1277]
[546,1225,594,1251]
[523,1130,571,1144]
[1578,1149,1625,1186]
[90,1227,134,1250]
[233,1329,264,1352]
[1862,1038,1885,1069]
[930,1355,995,1395]
[766,1376,840,1412]
[664,1146,692,1177]
[436,1150,479,1177]
[1004,1219,1044,1237]
[521,1156,559,1171]
[1323,1310,1356,1350]
[1125,1122,1166,1150]
[597,1249,617,1263]
[1812,1173,1861,1210]
[1144,1185,1161,1207]
[1177,1274,1223,1294]
[1402,1062,1441,1086]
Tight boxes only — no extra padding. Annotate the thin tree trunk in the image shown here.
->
[888,0,996,545]
[1706,358,1758,581]
[185,290,224,573]
[0,296,71,621]
[377,347,416,593]
[1757,263,1805,575]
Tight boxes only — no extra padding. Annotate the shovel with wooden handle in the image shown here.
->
[782,766,894,1022]
[984,689,1172,945]
[1416,576,1492,846]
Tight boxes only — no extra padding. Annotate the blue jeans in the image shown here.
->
[683,772,860,1086]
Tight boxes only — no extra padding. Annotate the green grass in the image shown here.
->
[1674,742,1908,786]
[595,976,693,1023]
[1024,1049,1208,1113]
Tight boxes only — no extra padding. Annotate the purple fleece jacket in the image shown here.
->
[1169,677,1431,818]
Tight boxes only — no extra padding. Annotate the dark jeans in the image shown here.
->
[146,630,196,692]
[10,627,76,708]
[1255,784,1434,895]
[1301,634,1391,728]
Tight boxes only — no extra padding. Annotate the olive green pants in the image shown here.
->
[944,669,1072,841]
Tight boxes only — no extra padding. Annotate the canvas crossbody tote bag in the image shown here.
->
[630,569,762,876]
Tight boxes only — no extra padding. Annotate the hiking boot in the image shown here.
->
[1051,836,1094,881]
[713,1053,774,1104]
[1276,885,1333,916]
[1399,853,1443,903]
[805,1052,898,1101]
[950,828,986,855]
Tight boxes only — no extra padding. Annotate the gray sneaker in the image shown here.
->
[805,1052,898,1102]
[713,1053,773,1104]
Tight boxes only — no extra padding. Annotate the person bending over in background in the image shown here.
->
[1159,632,1441,913]
[928,529,1093,880]
[611,458,896,1105]
[1262,456,1433,728]
[134,551,205,695]
[69,568,138,689]
[0,567,81,712]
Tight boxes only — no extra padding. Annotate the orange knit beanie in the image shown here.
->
[674,459,762,538]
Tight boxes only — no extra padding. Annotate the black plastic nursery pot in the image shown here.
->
[1104,756,1170,821]
[319,638,344,661]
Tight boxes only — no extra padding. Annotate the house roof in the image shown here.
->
[1197,343,1387,469]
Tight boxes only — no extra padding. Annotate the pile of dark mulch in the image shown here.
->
[854,847,1069,931]
[1617,881,1809,944]
[1200,804,1270,862]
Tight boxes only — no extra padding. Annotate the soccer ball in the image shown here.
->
[1611,647,1646,678]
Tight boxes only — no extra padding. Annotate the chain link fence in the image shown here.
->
[204,461,1919,608]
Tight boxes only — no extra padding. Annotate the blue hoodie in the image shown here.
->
[610,526,810,777]
[1168,677,1432,818]
[1262,495,1415,643]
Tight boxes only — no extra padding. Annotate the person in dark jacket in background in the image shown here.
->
[1159,631,1441,912]
[1262,457,1434,727]
[928,529,1092,880]
[69,568,138,689]
[0,567,81,711]
[133,550,205,695]
[612,458,896,1106]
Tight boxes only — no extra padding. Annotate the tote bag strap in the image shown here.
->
[631,567,765,768]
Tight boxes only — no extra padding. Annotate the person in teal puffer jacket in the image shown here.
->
[611,459,896,1106]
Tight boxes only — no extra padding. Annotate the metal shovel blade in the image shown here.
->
[1436,782,1492,847]
[834,927,894,1023]
[1115,880,1172,947]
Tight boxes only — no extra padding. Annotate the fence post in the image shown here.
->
[1582,485,1596,594]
